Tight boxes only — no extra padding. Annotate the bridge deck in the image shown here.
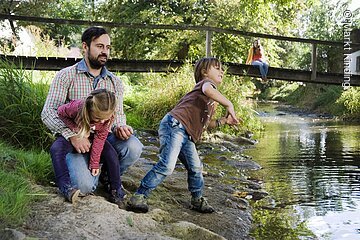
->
[1,55,359,86]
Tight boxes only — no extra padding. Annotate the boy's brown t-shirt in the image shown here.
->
[170,79,216,143]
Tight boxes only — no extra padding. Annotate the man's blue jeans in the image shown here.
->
[66,133,143,194]
[252,60,269,78]
[136,114,204,199]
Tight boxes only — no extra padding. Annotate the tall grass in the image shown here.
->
[124,63,262,134]
[0,141,52,226]
[0,59,53,150]
[124,63,195,130]
[218,74,263,133]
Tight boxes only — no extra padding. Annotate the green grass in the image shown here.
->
[0,59,54,150]
[0,141,53,227]
[124,63,263,134]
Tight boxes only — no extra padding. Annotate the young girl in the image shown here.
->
[49,89,126,208]
[246,39,269,81]
[128,57,240,213]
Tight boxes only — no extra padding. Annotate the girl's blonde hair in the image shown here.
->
[194,57,222,83]
[76,89,116,137]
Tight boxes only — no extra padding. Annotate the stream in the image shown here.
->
[246,103,360,240]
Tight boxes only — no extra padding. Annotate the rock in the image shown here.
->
[227,159,262,170]
[0,228,26,240]
[224,198,249,210]
[169,221,226,240]
[149,209,171,222]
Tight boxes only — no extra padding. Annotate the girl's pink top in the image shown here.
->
[57,99,112,170]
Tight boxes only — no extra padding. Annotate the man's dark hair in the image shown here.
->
[81,27,108,47]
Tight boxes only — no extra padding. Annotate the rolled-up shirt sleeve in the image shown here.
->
[112,75,126,130]
[41,70,77,140]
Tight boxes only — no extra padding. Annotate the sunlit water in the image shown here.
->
[245,104,360,240]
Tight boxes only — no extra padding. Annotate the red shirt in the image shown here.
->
[57,99,112,170]
[252,47,263,61]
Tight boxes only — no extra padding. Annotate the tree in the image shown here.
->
[98,0,306,64]
[297,0,360,73]
[0,0,93,46]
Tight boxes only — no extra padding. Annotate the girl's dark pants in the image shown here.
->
[50,135,123,197]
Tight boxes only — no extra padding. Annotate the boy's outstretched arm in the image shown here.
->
[202,82,240,125]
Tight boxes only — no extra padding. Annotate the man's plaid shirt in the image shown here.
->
[41,59,126,140]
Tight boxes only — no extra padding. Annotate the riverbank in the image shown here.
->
[1,130,265,240]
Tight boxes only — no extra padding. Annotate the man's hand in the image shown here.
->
[69,135,91,153]
[115,125,133,140]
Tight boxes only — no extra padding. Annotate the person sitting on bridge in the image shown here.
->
[246,39,269,81]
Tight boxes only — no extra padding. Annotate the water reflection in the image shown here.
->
[247,105,360,239]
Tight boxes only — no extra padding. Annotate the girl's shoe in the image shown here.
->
[109,190,126,209]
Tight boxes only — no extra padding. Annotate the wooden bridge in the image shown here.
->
[1,54,359,86]
[1,14,360,86]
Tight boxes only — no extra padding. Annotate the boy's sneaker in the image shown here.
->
[109,190,126,209]
[64,188,80,204]
[191,196,215,213]
[127,193,149,213]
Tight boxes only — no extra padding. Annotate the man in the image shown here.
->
[41,26,143,200]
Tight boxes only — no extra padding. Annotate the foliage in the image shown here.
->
[0,0,92,46]
[0,141,52,226]
[124,63,202,129]
[217,73,263,133]
[0,59,53,150]
[337,88,360,120]
[283,84,344,114]
[124,62,262,133]
[99,0,306,64]
[297,0,360,73]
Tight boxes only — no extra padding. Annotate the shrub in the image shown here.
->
[0,59,53,150]
[124,62,262,134]
[337,88,360,120]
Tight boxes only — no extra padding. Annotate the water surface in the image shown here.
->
[246,104,360,240]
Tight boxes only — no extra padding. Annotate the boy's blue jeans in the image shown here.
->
[136,113,204,199]
[252,60,269,78]
[51,133,143,194]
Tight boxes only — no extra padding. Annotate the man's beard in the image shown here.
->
[87,51,108,69]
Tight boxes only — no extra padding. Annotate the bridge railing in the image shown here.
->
[1,13,360,82]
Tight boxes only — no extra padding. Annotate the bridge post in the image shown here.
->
[206,30,212,57]
[311,43,317,80]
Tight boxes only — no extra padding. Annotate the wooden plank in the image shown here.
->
[1,55,360,86]
[2,14,360,47]
[225,63,360,86]
[0,55,183,72]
